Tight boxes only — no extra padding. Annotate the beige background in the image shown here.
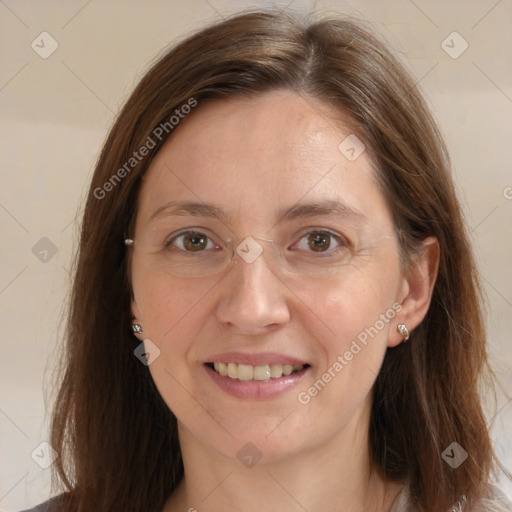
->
[1,0,511,510]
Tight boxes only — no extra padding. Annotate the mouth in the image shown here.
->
[203,351,312,399]
[205,362,310,381]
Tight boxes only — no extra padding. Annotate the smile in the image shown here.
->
[203,360,311,399]
[207,362,307,381]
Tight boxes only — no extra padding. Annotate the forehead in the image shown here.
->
[135,90,390,231]
[153,90,359,168]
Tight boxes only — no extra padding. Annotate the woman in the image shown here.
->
[23,9,511,512]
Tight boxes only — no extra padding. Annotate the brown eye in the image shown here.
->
[167,231,214,252]
[293,230,346,254]
[307,232,332,252]
[183,233,208,251]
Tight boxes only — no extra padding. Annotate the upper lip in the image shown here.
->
[205,352,309,366]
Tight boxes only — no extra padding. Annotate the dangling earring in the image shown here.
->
[131,323,143,334]
[397,324,410,342]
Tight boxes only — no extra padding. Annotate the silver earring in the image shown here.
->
[397,324,410,342]
[125,239,134,246]
[131,323,143,334]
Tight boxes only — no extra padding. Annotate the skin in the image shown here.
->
[129,90,439,512]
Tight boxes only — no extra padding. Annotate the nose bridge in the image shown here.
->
[216,235,290,331]
[232,235,275,266]
[230,236,283,292]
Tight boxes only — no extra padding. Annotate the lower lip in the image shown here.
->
[204,364,310,399]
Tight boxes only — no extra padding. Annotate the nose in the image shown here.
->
[215,247,291,335]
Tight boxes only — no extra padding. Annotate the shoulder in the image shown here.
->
[17,493,69,512]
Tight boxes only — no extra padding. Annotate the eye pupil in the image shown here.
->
[184,233,207,251]
[308,233,330,252]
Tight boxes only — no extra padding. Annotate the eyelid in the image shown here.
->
[163,227,350,252]
[164,229,223,249]
[291,228,349,252]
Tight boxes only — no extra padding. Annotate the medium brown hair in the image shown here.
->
[49,9,506,512]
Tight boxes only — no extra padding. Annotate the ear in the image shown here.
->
[131,298,145,342]
[388,236,440,347]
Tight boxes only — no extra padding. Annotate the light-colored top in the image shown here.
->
[389,483,512,512]
[18,484,512,511]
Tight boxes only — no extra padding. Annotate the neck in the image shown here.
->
[163,402,403,512]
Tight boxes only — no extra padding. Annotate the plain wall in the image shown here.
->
[1,0,511,510]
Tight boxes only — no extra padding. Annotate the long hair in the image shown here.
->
[49,10,506,512]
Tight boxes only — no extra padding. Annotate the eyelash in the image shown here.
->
[164,229,349,255]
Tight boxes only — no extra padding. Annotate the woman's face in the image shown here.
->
[130,90,409,461]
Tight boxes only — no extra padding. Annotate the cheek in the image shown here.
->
[306,261,399,358]
[133,270,218,413]
[295,272,398,425]
[132,260,217,345]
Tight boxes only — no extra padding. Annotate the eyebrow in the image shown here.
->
[149,199,365,224]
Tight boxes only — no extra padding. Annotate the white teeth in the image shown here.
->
[253,365,271,381]
[269,364,283,378]
[283,364,293,376]
[217,362,228,376]
[237,364,253,381]
[227,362,238,379]
[210,362,305,380]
